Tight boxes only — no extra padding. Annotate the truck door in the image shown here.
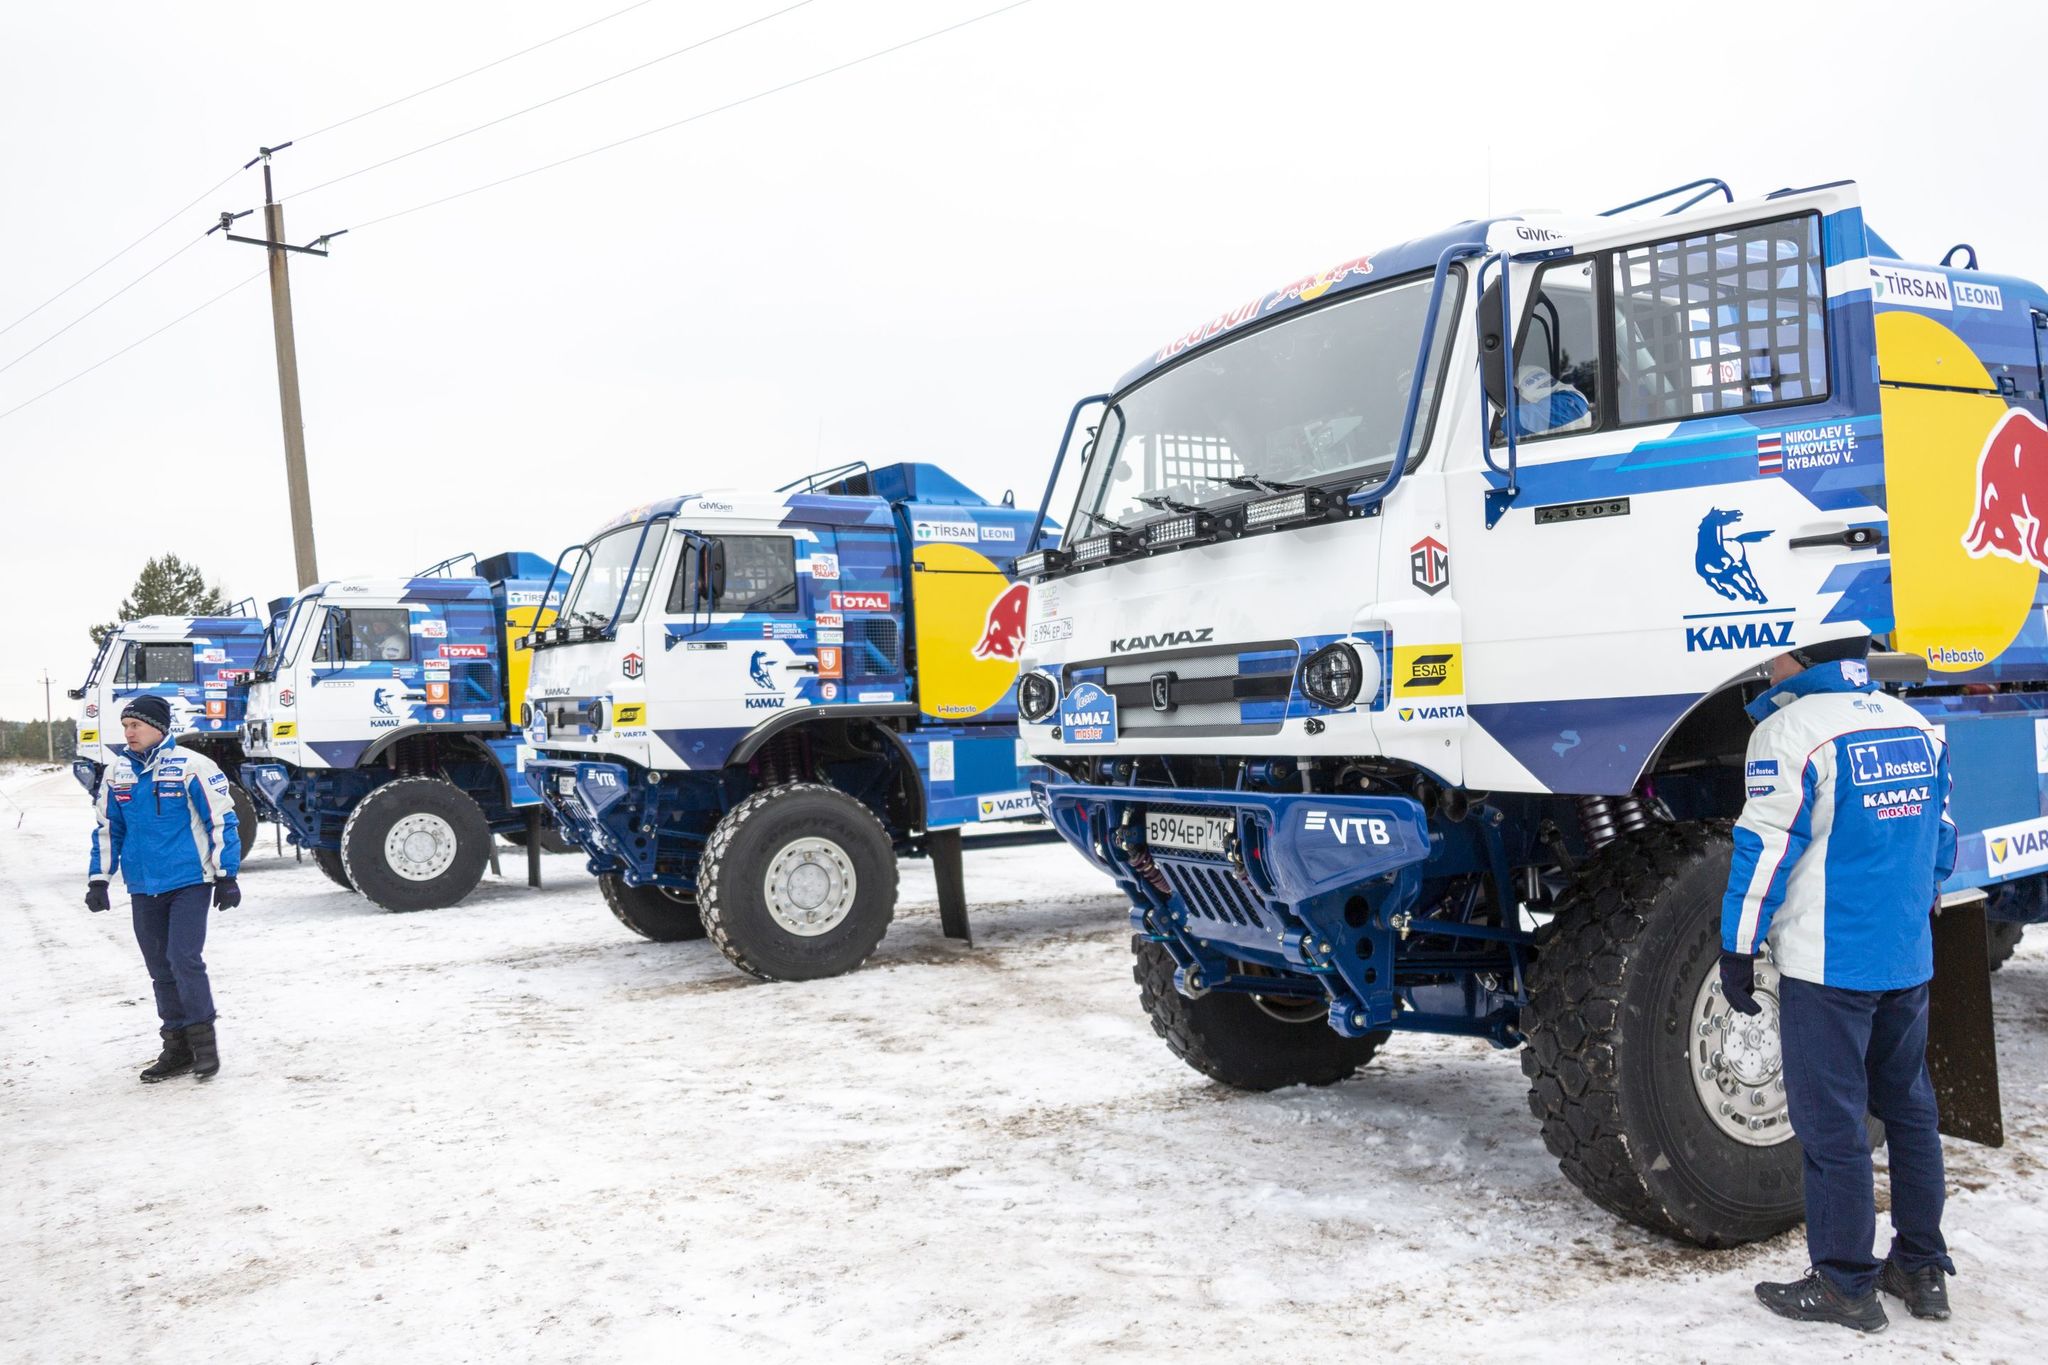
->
[653,531,813,740]
[296,602,419,762]
[1444,184,1870,795]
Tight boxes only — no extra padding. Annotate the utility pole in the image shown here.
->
[212,145,346,590]
[40,670,53,761]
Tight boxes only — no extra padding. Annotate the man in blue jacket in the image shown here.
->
[1722,637,1958,1332]
[86,694,242,1083]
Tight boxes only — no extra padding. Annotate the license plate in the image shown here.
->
[1146,811,1232,855]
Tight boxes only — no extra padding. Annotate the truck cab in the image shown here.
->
[1016,178,2044,1248]
[522,461,1051,979]
[241,552,561,909]
[71,605,273,843]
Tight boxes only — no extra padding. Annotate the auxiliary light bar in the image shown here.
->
[1244,488,1332,528]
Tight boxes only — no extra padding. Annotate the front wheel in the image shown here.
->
[1132,936,1387,1090]
[227,783,260,863]
[599,873,705,942]
[313,846,354,891]
[699,783,898,981]
[1521,822,1804,1248]
[340,777,491,912]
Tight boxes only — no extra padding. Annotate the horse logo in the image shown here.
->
[1695,508,1773,604]
[748,650,776,691]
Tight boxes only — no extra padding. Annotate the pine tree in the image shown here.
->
[88,555,231,645]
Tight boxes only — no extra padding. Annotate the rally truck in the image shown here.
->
[69,604,280,845]
[1013,177,2041,1247]
[520,460,1053,980]
[239,552,562,910]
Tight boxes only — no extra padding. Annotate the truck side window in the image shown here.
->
[668,536,800,613]
[116,643,197,685]
[1503,259,1601,441]
[315,608,413,663]
[1611,212,1826,424]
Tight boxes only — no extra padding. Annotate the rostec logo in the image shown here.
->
[1961,409,2048,574]
[440,644,489,659]
[1846,735,1935,786]
[1302,809,1393,845]
[973,582,1030,661]
[1410,536,1448,595]
[830,590,891,612]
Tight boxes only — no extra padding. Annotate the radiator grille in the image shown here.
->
[1161,859,1269,932]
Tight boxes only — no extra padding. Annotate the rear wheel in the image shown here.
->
[313,846,354,891]
[699,783,897,981]
[227,783,260,862]
[1987,919,2026,971]
[1521,822,1805,1248]
[599,873,705,942]
[340,777,491,912]
[1132,936,1386,1090]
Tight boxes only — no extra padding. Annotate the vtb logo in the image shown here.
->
[1302,809,1392,845]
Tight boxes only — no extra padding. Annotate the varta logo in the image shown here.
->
[1302,809,1393,845]
[1110,628,1214,654]
[1685,619,1793,652]
[1989,829,2048,866]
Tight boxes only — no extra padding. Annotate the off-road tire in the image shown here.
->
[313,846,354,891]
[1133,935,1387,1090]
[227,783,260,863]
[600,872,706,942]
[1521,821,1804,1248]
[1987,919,2026,971]
[340,777,491,912]
[699,783,897,981]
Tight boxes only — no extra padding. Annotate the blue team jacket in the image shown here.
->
[88,736,241,896]
[1721,661,1958,990]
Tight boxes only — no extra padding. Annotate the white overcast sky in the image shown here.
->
[3,0,2043,721]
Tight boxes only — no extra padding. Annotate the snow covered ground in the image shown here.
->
[5,762,2046,1364]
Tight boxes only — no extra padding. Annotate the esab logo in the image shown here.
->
[1392,644,1463,695]
[612,703,645,726]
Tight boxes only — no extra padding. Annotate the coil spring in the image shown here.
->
[1579,794,1653,852]
[1111,825,1171,894]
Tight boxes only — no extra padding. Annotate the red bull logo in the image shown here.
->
[1962,409,2048,573]
[973,582,1030,661]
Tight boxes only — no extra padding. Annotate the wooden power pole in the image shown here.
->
[40,670,54,761]
[213,145,346,590]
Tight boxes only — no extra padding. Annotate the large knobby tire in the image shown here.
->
[228,783,260,863]
[340,777,492,912]
[314,846,355,891]
[1521,822,1804,1248]
[600,872,706,942]
[1132,936,1387,1091]
[1987,919,2027,971]
[699,783,898,981]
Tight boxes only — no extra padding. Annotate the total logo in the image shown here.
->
[1302,809,1393,845]
[830,590,891,612]
[440,644,489,659]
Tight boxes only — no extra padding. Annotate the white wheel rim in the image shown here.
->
[762,836,856,937]
[1688,950,1794,1146]
[384,812,459,882]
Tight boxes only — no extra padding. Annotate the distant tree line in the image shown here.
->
[0,717,76,762]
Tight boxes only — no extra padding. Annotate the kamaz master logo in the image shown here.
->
[1111,628,1214,653]
[1302,809,1393,845]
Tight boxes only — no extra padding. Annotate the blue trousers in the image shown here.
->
[131,883,215,1031]
[1779,977,1953,1297]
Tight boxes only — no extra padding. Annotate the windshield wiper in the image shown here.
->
[1134,494,1204,515]
[1224,475,1310,494]
[1077,510,1129,534]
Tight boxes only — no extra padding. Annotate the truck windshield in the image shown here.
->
[1071,272,1462,531]
[562,523,669,626]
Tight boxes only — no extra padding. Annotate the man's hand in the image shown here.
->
[213,877,241,911]
[1720,951,1762,1016]
[84,881,110,913]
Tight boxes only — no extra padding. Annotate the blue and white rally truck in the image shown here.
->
[1016,178,2040,1246]
[70,605,276,846]
[240,552,562,910]
[522,461,1052,980]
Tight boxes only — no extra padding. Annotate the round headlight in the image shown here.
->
[519,701,533,729]
[1018,671,1059,723]
[584,698,607,730]
[1299,642,1363,709]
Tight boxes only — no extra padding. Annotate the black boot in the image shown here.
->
[1755,1269,1888,1333]
[139,1027,193,1084]
[185,1020,220,1080]
[1880,1258,1952,1320]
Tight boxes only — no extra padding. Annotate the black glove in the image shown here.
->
[213,877,241,911]
[84,881,110,913]
[1720,951,1762,1016]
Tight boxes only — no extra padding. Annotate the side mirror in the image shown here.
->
[1477,278,1509,413]
[707,541,728,603]
[65,687,84,700]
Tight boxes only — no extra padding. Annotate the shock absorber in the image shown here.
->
[1110,823,1172,895]
[1612,795,1652,838]
[1578,795,1619,852]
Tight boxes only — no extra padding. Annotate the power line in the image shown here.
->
[0,269,265,425]
[348,0,1035,234]
[289,0,673,144]
[0,235,206,379]
[286,0,819,206]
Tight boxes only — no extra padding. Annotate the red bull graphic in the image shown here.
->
[1153,254,1375,364]
[973,582,1030,661]
[1962,408,2048,573]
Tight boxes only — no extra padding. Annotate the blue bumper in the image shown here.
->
[525,756,700,888]
[1038,782,1529,1044]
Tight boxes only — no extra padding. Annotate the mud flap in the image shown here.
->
[1928,899,2003,1146]
[929,827,971,945]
